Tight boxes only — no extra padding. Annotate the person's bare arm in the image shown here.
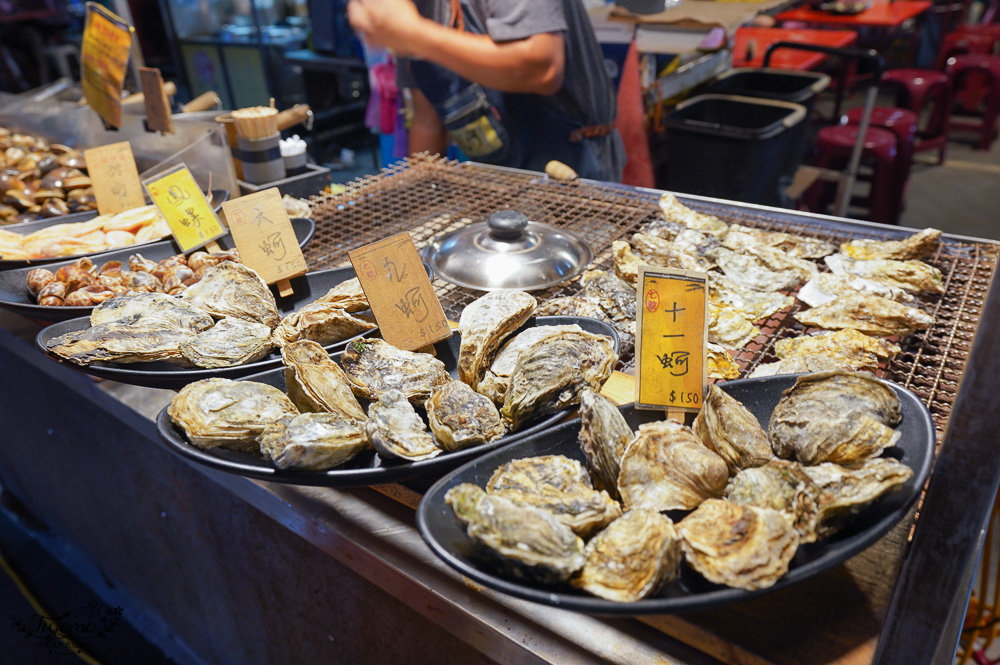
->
[348,0,565,95]
[408,87,449,156]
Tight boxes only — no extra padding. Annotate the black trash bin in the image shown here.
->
[663,94,806,207]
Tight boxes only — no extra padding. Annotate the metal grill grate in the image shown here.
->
[306,155,999,440]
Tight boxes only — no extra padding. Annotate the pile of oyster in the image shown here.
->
[446,370,913,600]
[167,289,619,472]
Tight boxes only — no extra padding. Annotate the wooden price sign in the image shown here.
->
[349,233,452,351]
[84,141,145,215]
[139,67,174,135]
[221,188,308,296]
[143,165,226,254]
[80,2,134,129]
[634,266,708,414]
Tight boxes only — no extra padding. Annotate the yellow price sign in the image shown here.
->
[143,165,226,254]
[81,3,134,129]
[634,266,708,412]
[84,141,146,215]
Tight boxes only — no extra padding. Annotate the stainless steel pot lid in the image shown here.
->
[421,210,593,291]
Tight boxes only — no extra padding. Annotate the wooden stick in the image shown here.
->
[206,241,222,254]
[276,278,294,298]
[122,81,177,105]
[181,91,220,113]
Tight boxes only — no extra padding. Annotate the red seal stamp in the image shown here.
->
[645,289,659,313]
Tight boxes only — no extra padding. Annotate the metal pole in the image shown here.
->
[832,83,879,218]
[109,0,145,92]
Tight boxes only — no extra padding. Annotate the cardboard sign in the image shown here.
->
[221,188,308,287]
[139,67,174,134]
[143,165,226,253]
[81,3,134,129]
[349,233,452,351]
[84,141,145,215]
[635,266,708,412]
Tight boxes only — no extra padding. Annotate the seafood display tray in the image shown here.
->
[155,315,620,487]
[0,218,315,322]
[417,374,935,614]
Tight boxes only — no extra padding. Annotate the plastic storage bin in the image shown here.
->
[663,94,806,207]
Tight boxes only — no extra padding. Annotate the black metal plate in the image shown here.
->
[153,316,621,487]
[416,373,935,614]
[0,189,230,269]
[0,217,315,322]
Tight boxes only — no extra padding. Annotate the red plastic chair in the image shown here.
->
[946,53,1000,149]
[881,69,953,163]
[843,107,918,222]
[807,125,900,224]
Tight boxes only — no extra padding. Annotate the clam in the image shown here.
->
[693,385,775,475]
[365,389,441,461]
[281,340,367,420]
[425,381,505,452]
[259,413,369,471]
[39,197,69,218]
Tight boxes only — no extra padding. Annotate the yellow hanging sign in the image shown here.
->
[81,2,134,129]
[143,165,227,253]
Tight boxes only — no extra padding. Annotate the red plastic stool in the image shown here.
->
[806,125,900,224]
[946,54,1000,150]
[881,69,953,164]
[843,107,918,222]
[935,32,997,70]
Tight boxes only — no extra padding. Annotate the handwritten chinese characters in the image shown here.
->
[349,232,452,351]
[143,164,226,253]
[221,187,307,285]
[81,3,134,128]
[85,141,146,215]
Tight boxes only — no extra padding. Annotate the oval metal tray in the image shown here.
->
[416,373,935,614]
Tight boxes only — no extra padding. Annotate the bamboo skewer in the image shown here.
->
[231,104,279,140]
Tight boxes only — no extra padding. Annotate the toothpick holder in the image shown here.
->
[236,133,286,185]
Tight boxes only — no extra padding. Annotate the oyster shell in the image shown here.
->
[168,378,298,452]
[715,248,802,293]
[796,272,913,308]
[749,354,875,378]
[709,273,794,321]
[180,317,274,368]
[340,338,451,405]
[258,413,368,470]
[281,340,367,420]
[638,218,685,241]
[678,499,799,591]
[573,509,681,602]
[426,381,505,452]
[182,262,280,328]
[672,228,723,268]
[802,458,913,538]
[840,228,942,261]
[500,330,617,429]
[618,420,729,512]
[445,483,585,584]
[693,385,774,474]
[723,223,835,259]
[825,253,944,294]
[743,245,818,285]
[708,303,760,350]
[630,233,711,272]
[775,329,900,364]
[769,370,902,466]
[458,289,537,387]
[578,388,633,498]
[612,240,641,284]
[707,343,740,380]
[312,277,369,312]
[89,291,213,328]
[795,294,934,337]
[272,302,376,347]
[536,296,635,360]
[365,388,441,461]
[658,193,729,236]
[725,460,823,543]
[486,455,622,537]
[581,269,636,326]
[476,324,584,406]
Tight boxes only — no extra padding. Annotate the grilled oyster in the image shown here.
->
[365,389,440,461]
[708,303,760,350]
[258,413,368,471]
[658,193,729,236]
[180,317,274,368]
[749,354,875,378]
[795,294,934,337]
[580,270,636,325]
[743,245,818,285]
[723,224,835,260]
[486,455,622,537]
[476,324,584,406]
[168,378,298,452]
[446,483,585,584]
[678,499,799,591]
[458,289,537,387]
[725,460,823,543]
[612,240,641,284]
[708,343,741,380]
[826,253,944,294]
[715,248,803,293]
[709,273,794,321]
[638,217,685,241]
[312,276,369,312]
[181,261,280,328]
[802,458,913,538]
[841,228,942,261]
[796,272,914,308]
[618,420,729,512]
[631,233,711,272]
[769,371,902,466]
[673,228,723,268]
[281,340,367,420]
[501,330,617,429]
[579,388,633,497]
[693,385,774,474]
[776,329,901,364]
[573,510,681,602]
[536,295,611,323]
[272,302,376,347]
[89,291,213,328]
[340,338,451,405]
[426,381,505,452]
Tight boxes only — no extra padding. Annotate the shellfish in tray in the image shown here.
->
[537,294,634,360]
[715,248,803,293]
[722,223,835,260]
[709,273,794,322]
[281,340,367,420]
[181,261,280,328]
[802,458,913,538]
[476,323,584,406]
[769,371,902,466]
[365,388,441,461]
[794,294,934,337]
[657,193,729,236]
[340,338,451,405]
[486,455,622,537]
[578,388,633,498]
[617,420,729,512]
[458,289,537,387]
[272,301,376,347]
[708,303,760,350]
[573,509,681,602]
[426,381,506,452]
[179,317,274,368]
[445,483,586,584]
[796,272,914,308]
[258,413,369,471]
[693,384,775,474]
[580,270,636,326]
[678,499,799,591]
[825,253,944,295]
[840,228,942,261]
[168,377,298,452]
[311,276,369,312]
[724,460,824,543]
